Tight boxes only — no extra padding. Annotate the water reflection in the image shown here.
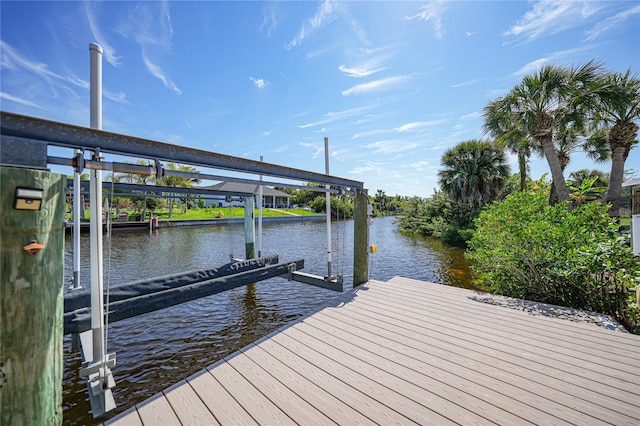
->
[63,216,475,424]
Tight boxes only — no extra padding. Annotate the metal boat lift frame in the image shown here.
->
[0,109,369,418]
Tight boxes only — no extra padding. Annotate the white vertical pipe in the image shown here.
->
[257,155,264,257]
[90,43,103,129]
[73,157,81,289]
[324,137,332,279]
[243,196,256,259]
[632,214,640,256]
[89,42,104,364]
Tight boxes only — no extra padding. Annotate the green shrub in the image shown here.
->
[399,191,478,243]
[467,191,639,333]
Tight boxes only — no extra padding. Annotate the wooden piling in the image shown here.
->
[244,196,255,259]
[353,190,369,287]
[0,166,66,425]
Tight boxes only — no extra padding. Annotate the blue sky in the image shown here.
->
[1,1,639,197]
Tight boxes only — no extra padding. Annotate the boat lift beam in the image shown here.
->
[50,154,353,195]
[0,111,364,190]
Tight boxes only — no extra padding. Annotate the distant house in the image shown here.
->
[622,178,640,215]
[199,182,291,209]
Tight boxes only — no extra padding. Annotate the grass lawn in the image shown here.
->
[151,207,317,220]
[67,207,319,221]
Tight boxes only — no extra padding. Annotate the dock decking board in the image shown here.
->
[330,284,640,410]
[187,369,258,425]
[304,312,599,425]
[388,277,640,348]
[335,286,639,400]
[105,277,640,425]
[387,277,640,355]
[253,338,411,425]
[344,283,638,381]
[317,299,637,424]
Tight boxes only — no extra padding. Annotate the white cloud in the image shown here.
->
[339,46,394,78]
[586,4,640,41]
[142,51,182,95]
[512,57,551,77]
[1,40,59,81]
[349,17,370,47]
[249,76,268,89]
[362,139,419,154]
[0,92,50,110]
[349,161,380,175]
[460,112,480,120]
[451,79,482,88]
[402,160,430,172]
[159,0,174,48]
[298,103,379,128]
[84,2,121,67]
[339,63,386,78]
[342,75,412,96]
[260,3,283,38]
[405,1,447,40]
[395,120,445,132]
[0,41,128,104]
[352,128,389,139]
[510,44,599,78]
[299,141,324,158]
[504,1,602,44]
[103,90,129,104]
[286,0,345,49]
[117,1,181,94]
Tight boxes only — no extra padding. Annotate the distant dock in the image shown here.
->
[105,277,640,425]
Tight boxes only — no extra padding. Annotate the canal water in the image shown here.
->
[62,215,475,424]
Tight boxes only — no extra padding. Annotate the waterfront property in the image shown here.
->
[105,276,640,425]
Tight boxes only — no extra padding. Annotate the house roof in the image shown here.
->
[198,181,290,197]
[622,177,640,188]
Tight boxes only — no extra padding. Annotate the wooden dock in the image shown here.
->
[105,277,640,425]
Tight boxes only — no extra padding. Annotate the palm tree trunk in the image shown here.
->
[540,135,570,204]
[606,145,627,217]
[518,152,527,191]
[168,193,174,218]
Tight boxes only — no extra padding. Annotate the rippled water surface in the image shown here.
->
[63,216,475,424]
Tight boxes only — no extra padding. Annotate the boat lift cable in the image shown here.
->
[104,174,114,364]
[340,199,347,280]
[228,204,235,261]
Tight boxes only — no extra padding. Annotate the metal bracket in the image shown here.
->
[73,151,85,173]
[79,352,116,379]
[92,147,103,161]
[155,159,164,180]
[286,262,297,281]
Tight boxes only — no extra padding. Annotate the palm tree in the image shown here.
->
[158,163,201,217]
[484,99,534,191]
[438,140,511,209]
[374,189,390,214]
[568,169,609,189]
[111,160,156,219]
[591,69,640,216]
[483,61,603,204]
